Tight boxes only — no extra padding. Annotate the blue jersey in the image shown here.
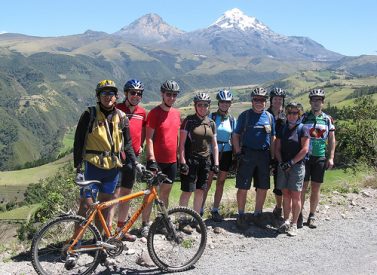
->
[235,109,275,151]
[209,112,237,152]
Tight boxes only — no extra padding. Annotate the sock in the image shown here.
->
[117,221,125,229]
[238,209,244,216]
[212,208,219,213]
[254,210,262,216]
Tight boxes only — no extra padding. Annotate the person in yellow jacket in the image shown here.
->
[73,80,142,230]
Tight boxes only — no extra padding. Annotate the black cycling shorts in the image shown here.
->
[181,156,211,192]
[210,150,233,172]
[304,156,326,184]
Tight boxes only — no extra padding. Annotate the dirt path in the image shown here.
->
[1,188,376,275]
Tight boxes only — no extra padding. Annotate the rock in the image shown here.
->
[341,214,346,219]
[136,249,155,267]
[350,200,356,206]
[332,191,340,195]
[213,227,223,234]
[208,244,215,249]
[126,249,136,255]
[325,217,331,221]
[324,205,330,210]
[140,237,147,243]
[361,191,371,197]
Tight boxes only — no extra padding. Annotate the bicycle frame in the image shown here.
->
[67,184,162,254]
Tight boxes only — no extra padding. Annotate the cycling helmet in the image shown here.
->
[309,89,325,98]
[216,89,233,101]
[160,80,180,93]
[285,102,304,116]
[96,79,118,95]
[270,87,286,98]
[194,92,211,103]
[124,79,144,92]
[250,87,268,98]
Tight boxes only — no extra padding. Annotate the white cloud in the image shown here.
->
[0,31,8,35]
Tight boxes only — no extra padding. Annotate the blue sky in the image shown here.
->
[1,0,376,56]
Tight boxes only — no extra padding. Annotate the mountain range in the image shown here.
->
[0,8,376,170]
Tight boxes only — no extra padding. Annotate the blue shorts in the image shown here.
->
[80,162,119,198]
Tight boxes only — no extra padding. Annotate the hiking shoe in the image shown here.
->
[307,215,317,229]
[297,212,303,229]
[140,224,150,238]
[287,224,298,236]
[273,207,283,219]
[211,211,223,222]
[121,232,137,242]
[236,215,248,230]
[278,222,290,233]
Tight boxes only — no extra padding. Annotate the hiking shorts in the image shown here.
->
[211,150,233,172]
[304,156,327,184]
[236,149,270,190]
[80,162,119,198]
[118,156,139,189]
[181,156,211,192]
[277,162,305,192]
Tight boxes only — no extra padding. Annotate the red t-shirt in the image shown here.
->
[147,106,181,163]
[116,103,147,156]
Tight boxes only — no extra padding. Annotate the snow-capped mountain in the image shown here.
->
[209,8,270,33]
[114,13,184,44]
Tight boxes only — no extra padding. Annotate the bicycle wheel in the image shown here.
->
[31,215,102,275]
[147,206,207,272]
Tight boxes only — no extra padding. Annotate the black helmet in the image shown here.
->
[160,80,180,93]
[285,102,304,116]
[96,79,118,95]
[194,92,211,103]
[309,89,325,98]
[216,89,233,101]
[250,87,268,98]
[270,87,286,98]
[124,79,144,92]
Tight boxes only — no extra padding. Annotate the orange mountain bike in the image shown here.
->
[31,169,207,274]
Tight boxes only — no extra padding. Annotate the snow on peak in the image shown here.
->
[210,8,269,32]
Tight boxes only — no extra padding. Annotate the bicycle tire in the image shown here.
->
[31,215,102,275]
[147,206,207,272]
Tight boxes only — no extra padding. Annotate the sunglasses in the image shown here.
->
[219,100,231,104]
[196,103,209,108]
[100,91,116,97]
[287,111,299,115]
[165,92,178,98]
[129,90,143,97]
[252,98,266,103]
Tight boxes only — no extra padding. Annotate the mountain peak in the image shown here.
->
[210,8,269,32]
[115,13,184,43]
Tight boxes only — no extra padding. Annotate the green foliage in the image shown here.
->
[335,96,377,168]
[20,163,78,239]
[345,85,377,100]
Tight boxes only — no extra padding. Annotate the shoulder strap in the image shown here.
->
[211,112,217,122]
[229,114,235,131]
[88,106,96,133]
[242,110,250,136]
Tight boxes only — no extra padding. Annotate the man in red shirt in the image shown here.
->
[140,80,181,237]
[115,79,147,241]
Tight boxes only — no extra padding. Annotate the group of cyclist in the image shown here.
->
[73,78,335,240]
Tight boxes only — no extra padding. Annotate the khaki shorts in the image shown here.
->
[277,162,305,192]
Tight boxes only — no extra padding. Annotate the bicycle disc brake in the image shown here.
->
[106,238,124,257]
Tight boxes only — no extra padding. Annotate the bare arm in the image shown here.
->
[145,126,155,161]
[327,131,336,169]
[232,133,241,154]
[211,134,219,166]
[179,129,188,164]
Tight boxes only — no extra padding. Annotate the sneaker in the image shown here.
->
[236,215,248,230]
[307,215,317,229]
[287,224,298,236]
[297,212,303,229]
[211,211,223,222]
[140,224,150,238]
[273,207,283,219]
[278,222,290,233]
